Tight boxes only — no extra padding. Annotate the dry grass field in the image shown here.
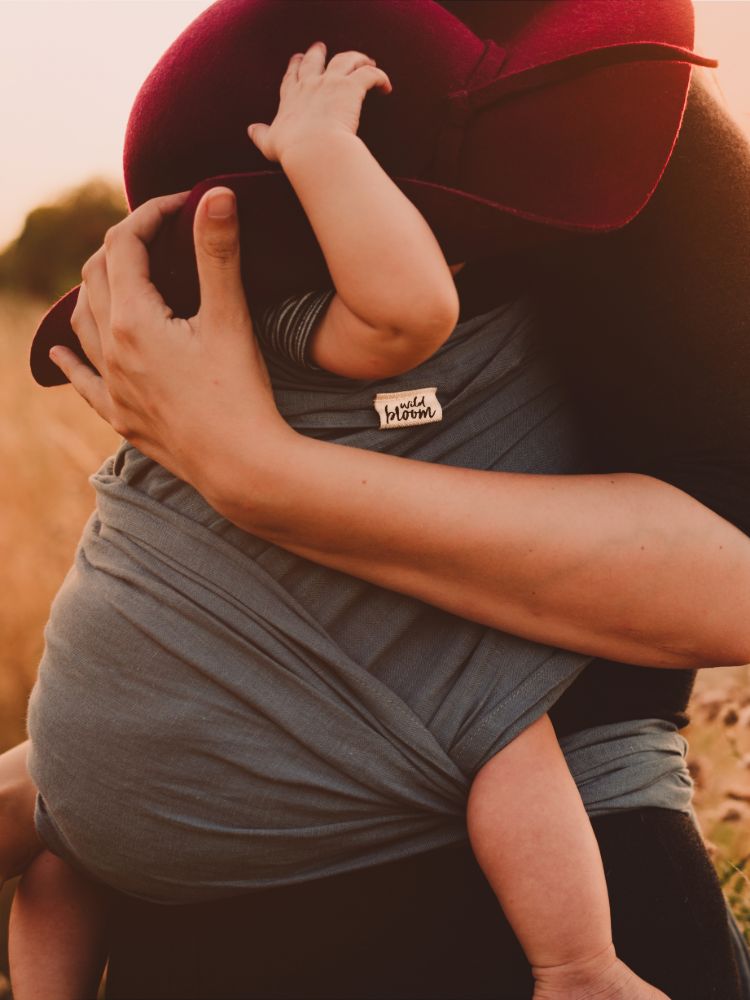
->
[686,666,750,938]
[0,292,119,750]
[0,292,119,992]
[0,290,747,992]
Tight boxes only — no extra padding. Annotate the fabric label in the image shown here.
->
[373,387,442,430]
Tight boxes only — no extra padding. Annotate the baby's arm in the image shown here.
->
[468,716,668,1000]
[0,741,108,999]
[248,42,460,379]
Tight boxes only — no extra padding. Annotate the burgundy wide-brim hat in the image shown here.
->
[31,0,716,386]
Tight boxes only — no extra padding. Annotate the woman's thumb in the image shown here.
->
[194,187,248,325]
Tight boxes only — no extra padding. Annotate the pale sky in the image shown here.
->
[1,0,749,250]
[0,0,214,248]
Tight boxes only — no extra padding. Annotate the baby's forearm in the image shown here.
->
[280,131,458,339]
[467,716,613,975]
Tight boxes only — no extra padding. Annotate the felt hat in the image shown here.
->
[30,0,715,386]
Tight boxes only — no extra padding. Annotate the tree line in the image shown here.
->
[0,179,128,303]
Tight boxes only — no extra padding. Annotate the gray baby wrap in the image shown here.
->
[27,297,692,904]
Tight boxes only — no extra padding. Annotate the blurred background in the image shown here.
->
[1,0,749,993]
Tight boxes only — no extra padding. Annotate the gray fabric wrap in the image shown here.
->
[27,297,693,904]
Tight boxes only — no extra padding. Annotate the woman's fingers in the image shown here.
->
[102,190,190,328]
[70,282,106,375]
[78,247,110,354]
[48,346,114,424]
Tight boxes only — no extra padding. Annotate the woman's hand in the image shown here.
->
[49,187,293,493]
[247,41,392,165]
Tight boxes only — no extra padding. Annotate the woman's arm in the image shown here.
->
[202,417,750,671]
[52,190,750,672]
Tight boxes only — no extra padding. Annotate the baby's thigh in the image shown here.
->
[0,741,43,878]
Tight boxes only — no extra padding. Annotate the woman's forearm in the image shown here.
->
[202,427,750,670]
[280,132,458,335]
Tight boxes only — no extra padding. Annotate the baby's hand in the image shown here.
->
[247,40,392,165]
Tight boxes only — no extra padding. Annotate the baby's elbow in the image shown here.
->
[428,283,461,338]
[390,284,460,344]
[427,286,461,341]
[352,286,460,379]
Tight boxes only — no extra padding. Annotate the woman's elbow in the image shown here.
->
[666,626,750,670]
[698,635,750,670]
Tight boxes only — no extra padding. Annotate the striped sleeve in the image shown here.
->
[253,288,336,369]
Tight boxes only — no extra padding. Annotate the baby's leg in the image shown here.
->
[0,741,43,879]
[467,714,669,1000]
[10,849,110,1000]
[0,741,109,999]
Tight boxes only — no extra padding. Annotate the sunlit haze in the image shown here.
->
[1,0,749,248]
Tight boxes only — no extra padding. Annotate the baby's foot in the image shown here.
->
[532,949,670,1000]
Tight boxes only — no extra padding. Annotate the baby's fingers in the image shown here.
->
[280,52,304,95]
[247,121,274,160]
[351,64,393,94]
[298,40,327,81]
[327,50,377,76]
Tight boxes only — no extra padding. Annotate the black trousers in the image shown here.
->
[104,808,742,1000]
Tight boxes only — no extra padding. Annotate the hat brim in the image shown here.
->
[31,57,692,387]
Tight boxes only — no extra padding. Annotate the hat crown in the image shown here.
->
[123,0,493,209]
[31,0,714,387]
[123,0,710,210]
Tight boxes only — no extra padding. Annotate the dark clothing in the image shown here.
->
[452,253,697,743]
[104,808,741,1000]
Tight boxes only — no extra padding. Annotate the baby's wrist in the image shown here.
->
[532,942,618,990]
[279,128,362,174]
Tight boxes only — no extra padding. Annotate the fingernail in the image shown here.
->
[49,347,59,361]
[207,190,235,218]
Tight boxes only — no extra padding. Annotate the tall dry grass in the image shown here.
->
[0,291,119,748]
[686,667,750,940]
[0,289,748,978]
[0,291,118,990]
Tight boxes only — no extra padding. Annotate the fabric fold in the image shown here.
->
[28,297,693,903]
